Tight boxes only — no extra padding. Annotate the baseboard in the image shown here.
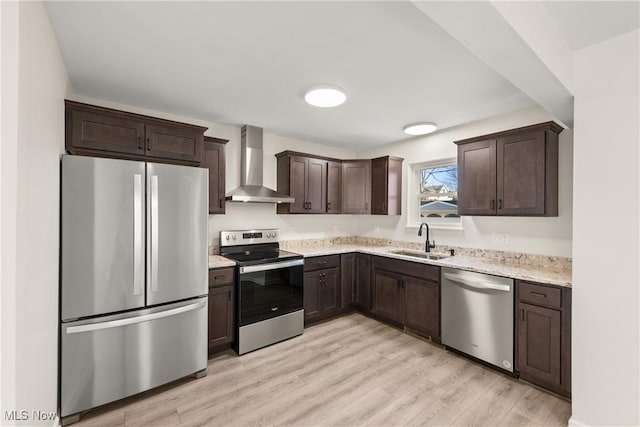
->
[568,416,589,427]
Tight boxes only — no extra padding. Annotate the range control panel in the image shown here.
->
[220,229,279,247]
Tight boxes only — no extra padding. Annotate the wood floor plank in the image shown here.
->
[71,312,569,427]
[451,375,529,426]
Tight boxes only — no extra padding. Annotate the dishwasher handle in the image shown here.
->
[443,272,511,292]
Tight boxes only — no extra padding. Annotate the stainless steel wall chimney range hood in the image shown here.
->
[225,125,295,203]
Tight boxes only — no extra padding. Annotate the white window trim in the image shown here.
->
[406,157,464,231]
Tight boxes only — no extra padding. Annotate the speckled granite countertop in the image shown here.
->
[208,255,236,269]
[280,242,572,288]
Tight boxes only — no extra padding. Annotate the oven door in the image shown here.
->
[238,258,304,326]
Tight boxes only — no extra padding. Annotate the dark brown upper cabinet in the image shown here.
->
[65,100,206,165]
[327,161,342,214]
[202,136,228,214]
[455,122,563,216]
[276,152,328,214]
[371,156,403,215]
[342,160,371,214]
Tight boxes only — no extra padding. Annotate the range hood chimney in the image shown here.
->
[225,125,295,203]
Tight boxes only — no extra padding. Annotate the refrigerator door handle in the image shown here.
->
[150,174,159,293]
[65,300,206,334]
[133,174,143,296]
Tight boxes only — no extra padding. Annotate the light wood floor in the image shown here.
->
[75,313,571,427]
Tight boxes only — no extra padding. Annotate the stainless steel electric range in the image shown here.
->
[220,229,304,355]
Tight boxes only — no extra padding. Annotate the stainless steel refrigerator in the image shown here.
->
[59,155,208,424]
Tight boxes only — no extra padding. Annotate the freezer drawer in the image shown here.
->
[60,298,207,418]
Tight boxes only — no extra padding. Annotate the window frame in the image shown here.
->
[406,157,463,231]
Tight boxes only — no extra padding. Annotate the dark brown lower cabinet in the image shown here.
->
[208,285,234,347]
[371,256,440,340]
[516,281,571,398]
[403,276,439,338]
[372,270,403,324]
[304,256,340,325]
[208,268,235,355]
[355,254,372,312]
[339,253,355,310]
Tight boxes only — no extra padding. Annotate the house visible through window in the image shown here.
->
[418,163,460,226]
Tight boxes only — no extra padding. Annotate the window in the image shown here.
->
[415,161,461,228]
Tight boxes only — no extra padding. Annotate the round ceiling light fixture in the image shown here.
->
[403,122,438,135]
[304,85,347,108]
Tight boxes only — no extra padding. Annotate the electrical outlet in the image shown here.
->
[373,226,380,234]
[491,233,510,245]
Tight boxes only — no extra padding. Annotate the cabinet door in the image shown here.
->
[307,158,327,213]
[340,254,355,309]
[342,161,371,214]
[457,139,497,215]
[67,109,145,156]
[404,277,439,339]
[355,254,371,311]
[497,131,546,215]
[372,269,403,324]
[327,161,342,213]
[517,302,561,388]
[371,157,388,214]
[208,285,234,348]
[202,138,226,214]
[304,271,322,322]
[321,268,339,314]
[145,123,203,164]
[288,156,308,213]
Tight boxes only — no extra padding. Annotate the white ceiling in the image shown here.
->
[543,1,640,50]
[44,1,639,150]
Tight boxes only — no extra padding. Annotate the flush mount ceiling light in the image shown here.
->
[403,122,438,135]
[304,86,347,108]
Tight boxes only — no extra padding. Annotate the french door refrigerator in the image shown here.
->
[60,155,208,424]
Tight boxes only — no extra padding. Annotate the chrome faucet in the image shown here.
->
[418,222,436,253]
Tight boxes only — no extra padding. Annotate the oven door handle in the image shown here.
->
[240,259,304,274]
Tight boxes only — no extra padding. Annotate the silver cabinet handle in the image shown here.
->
[133,174,143,296]
[66,300,206,334]
[443,272,511,292]
[150,175,159,293]
[240,259,304,274]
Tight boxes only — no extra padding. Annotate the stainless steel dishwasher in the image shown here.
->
[441,267,514,372]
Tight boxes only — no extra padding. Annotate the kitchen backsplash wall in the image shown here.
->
[70,97,572,258]
[356,106,574,258]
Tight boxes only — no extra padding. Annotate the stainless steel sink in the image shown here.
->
[389,250,450,261]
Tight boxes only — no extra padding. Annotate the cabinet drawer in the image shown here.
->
[209,267,235,287]
[372,256,440,283]
[518,282,561,308]
[304,255,340,272]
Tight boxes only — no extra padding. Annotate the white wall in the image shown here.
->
[210,129,359,245]
[571,29,640,427]
[70,93,572,257]
[357,106,573,257]
[68,95,360,246]
[0,2,72,426]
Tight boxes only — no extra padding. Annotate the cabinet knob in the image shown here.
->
[498,199,503,209]
[219,198,223,209]
[146,137,152,150]
[327,202,331,210]
[490,199,496,210]
[137,136,143,150]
